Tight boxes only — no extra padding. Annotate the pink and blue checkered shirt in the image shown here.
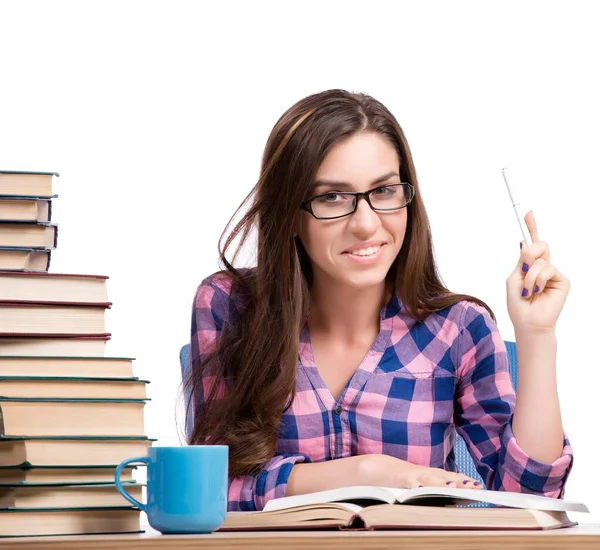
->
[191,271,573,511]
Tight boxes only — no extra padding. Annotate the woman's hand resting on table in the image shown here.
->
[358,454,483,490]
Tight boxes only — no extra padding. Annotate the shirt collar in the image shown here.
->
[381,290,402,320]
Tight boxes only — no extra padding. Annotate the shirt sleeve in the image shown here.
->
[453,302,573,498]
[190,275,311,511]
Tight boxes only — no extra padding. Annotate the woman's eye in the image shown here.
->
[316,192,342,203]
[373,186,396,195]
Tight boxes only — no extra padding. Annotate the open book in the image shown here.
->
[222,485,589,531]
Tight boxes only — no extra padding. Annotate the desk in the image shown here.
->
[2,524,600,550]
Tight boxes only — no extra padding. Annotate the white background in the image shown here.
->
[1,0,598,524]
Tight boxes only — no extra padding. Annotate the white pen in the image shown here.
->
[502,168,532,246]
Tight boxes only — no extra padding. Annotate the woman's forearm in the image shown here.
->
[286,453,481,496]
[512,330,564,463]
[287,455,373,496]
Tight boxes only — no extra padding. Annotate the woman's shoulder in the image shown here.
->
[197,270,235,295]
[193,267,255,312]
[453,299,493,321]
[425,297,495,331]
[443,299,499,344]
[416,298,499,358]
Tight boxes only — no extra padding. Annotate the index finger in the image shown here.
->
[525,211,539,243]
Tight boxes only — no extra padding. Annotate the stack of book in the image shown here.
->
[0,171,152,538]
[0,170,57,273]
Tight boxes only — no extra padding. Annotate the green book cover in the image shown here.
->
[0,481,143,488]
[0,464,139,485]
[0,397,150,402]
[0,171,59,176]
[0,505,144,538]
[0,482,144,488]
[0,480,139,487]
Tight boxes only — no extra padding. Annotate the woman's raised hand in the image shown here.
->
[506,211,570,335]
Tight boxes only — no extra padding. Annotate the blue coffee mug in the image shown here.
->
[115,445,228,534]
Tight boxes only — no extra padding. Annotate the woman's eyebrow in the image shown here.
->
[311,170,400,191]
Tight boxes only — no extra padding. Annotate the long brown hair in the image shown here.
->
[186,89,494,477]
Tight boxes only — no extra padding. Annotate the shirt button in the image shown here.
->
[335,405,343,415]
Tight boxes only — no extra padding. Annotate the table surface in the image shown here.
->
[2,523,600,550]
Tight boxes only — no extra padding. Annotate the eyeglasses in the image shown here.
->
[300,183,415,220]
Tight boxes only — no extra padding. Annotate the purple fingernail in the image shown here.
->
[519,242,523,250]
[446,481,453,485]
[418,484,424,487]
[474,481,481,486]
[521,288,529,297]
[534,285,540,293]
[522,263,529,272]
[462,480,469,485]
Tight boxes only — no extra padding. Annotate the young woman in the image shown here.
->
[186,89,573,512]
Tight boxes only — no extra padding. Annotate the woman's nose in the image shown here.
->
[347,196,381,233]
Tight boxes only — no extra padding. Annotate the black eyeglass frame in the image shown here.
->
[300,182,415,220]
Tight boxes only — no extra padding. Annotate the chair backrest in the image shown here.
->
[505,340,518,392]
[179,339,518,484]
[180,343,191,380]
[180,344,192,438]
[454,340,518,488]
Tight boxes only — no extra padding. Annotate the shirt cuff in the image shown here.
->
[501,420,573,496]
[228,453,311,511]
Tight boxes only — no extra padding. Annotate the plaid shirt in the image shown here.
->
[191,271,573,512]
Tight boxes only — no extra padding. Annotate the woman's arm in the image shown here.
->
[507,212,571,466]
[288,454,481,496]
[511,330,564,463]
[454,301,572,497]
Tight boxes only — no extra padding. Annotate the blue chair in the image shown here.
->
[179,340,518,483]
[180,344,191,382]
[180,343,192,438]
[454,340,518,488]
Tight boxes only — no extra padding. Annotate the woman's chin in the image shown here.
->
[336,271,389,290]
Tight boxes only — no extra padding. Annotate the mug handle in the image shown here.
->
[115,456,149,510]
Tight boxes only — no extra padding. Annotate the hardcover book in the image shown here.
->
[222,485,589,531]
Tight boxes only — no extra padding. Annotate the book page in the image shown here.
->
[263,486,397,512]
[263,484,589,514]
[395,486,589,513]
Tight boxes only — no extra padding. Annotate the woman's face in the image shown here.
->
[297,131,409,291]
